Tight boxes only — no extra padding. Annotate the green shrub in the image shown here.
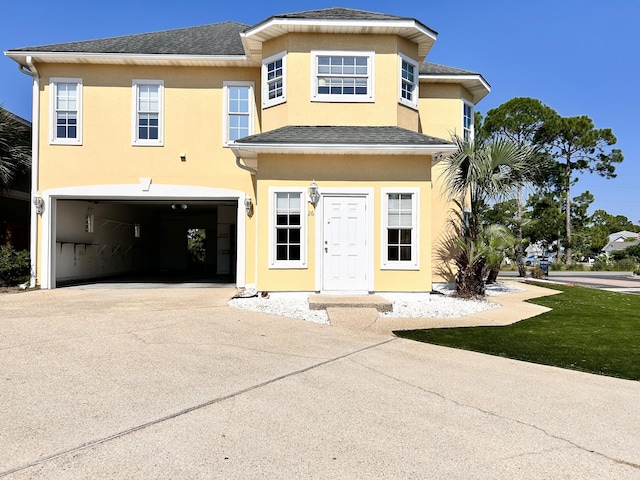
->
[0,245,30,287]
[530,265,546,279]
[591,258,610,271]
[613,257,639,272]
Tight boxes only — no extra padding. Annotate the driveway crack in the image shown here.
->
[349,359,640,471]
[0,337,397,478]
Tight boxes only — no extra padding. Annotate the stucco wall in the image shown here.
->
[256,154,435,292]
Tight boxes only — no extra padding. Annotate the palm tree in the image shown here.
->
[440,136,537,297]
[0,106,31,193]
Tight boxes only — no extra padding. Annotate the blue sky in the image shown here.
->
[1,0,637,223]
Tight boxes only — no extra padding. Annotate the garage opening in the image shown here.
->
[54,199,237,286]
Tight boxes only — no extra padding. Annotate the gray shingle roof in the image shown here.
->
[271,7,410,21]
[235,126,452,146]
[9,21,248,55]
[420,62,479,75]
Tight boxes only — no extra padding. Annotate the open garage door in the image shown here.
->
[53,199,238,287]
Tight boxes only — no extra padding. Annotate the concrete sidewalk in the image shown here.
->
[328,280,560,334]
[0,285,638,478]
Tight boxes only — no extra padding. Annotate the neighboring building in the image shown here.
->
[602,231,640,256]
[5,7,489,291]
[0,111,31,250]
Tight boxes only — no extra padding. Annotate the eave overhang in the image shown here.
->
[241,18,437,62]
[420,73,491,104]
[230,141,457,160]
[3,51,257,68]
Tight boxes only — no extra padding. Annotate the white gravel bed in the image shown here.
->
[228,282,523,323]
[228,292,329,324]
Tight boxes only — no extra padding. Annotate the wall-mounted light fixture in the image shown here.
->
[244,197,253,217]
[308,180,320,206]
[179,153,186,162]
[33,196,44,214]
[134,224,141,238]
[171,203,188,210]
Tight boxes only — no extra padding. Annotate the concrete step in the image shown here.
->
[308,294,392,313]
[326,307,380,331]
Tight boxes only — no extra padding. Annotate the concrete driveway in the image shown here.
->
[1,287,639,479]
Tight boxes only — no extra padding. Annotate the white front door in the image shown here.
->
[322,196,367,292]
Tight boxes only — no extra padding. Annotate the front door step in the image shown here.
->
[309,294,392,313]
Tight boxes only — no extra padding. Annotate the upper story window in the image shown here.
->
[463,100,474,142]
[262,51,286,108]
[223,81,254,145]
[311,50,375,102]
[381,188,419,270]
[132,80,163,146]
[398,54,418,110]
[50,78,82,145]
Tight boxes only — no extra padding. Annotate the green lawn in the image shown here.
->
[395,283,640,381]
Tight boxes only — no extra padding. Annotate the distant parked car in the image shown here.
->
[525,255,554,266]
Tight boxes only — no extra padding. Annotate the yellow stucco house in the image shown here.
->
[5,7,489,293]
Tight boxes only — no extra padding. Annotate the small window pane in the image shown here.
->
[400,229,412,244]
[289,195,301,212]
[277,245,288,261]
[289,228,300,243]
[400,246,412,261]
[289,245,301,261]
[277,229,288,243]
[289,214,301,226]
[388,246,399,261]
[276,193,289,211]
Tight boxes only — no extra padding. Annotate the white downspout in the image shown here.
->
[20,56,40,288]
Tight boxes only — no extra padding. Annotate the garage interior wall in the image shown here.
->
[55,200,237,284]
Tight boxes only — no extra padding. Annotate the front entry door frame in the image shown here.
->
[314,187,374,293]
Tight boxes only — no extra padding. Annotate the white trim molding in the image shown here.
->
[223,81,255,146]
[462,99,474,142]
[49,77,82,145]
[398,54,419,110]
[310,50,375,103]
[131,79,164,146]
[262,51,287,108]
[38,184,248,289]
[268,187,308,269]
[314,187,374,293]
[381,187,420,270]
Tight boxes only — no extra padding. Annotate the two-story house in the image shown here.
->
[5,7,489,292]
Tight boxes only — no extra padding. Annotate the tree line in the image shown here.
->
[442,97,633,297]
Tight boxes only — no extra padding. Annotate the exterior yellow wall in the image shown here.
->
[256,154,433,292]
[36,63,260,190]
[34,62,261,287]
[29,32,477,291]
[261,34,420,131]
[417,83,475,284]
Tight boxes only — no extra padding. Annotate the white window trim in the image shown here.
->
[49,77,82,145]
[381,187,420,270]
[223,81,255,147]
[268,187,307,269]
[462,99,474,142]
[131,79,164,146]
[262,51,287,108]
[310,50,375,103]
[398,54,419,110]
